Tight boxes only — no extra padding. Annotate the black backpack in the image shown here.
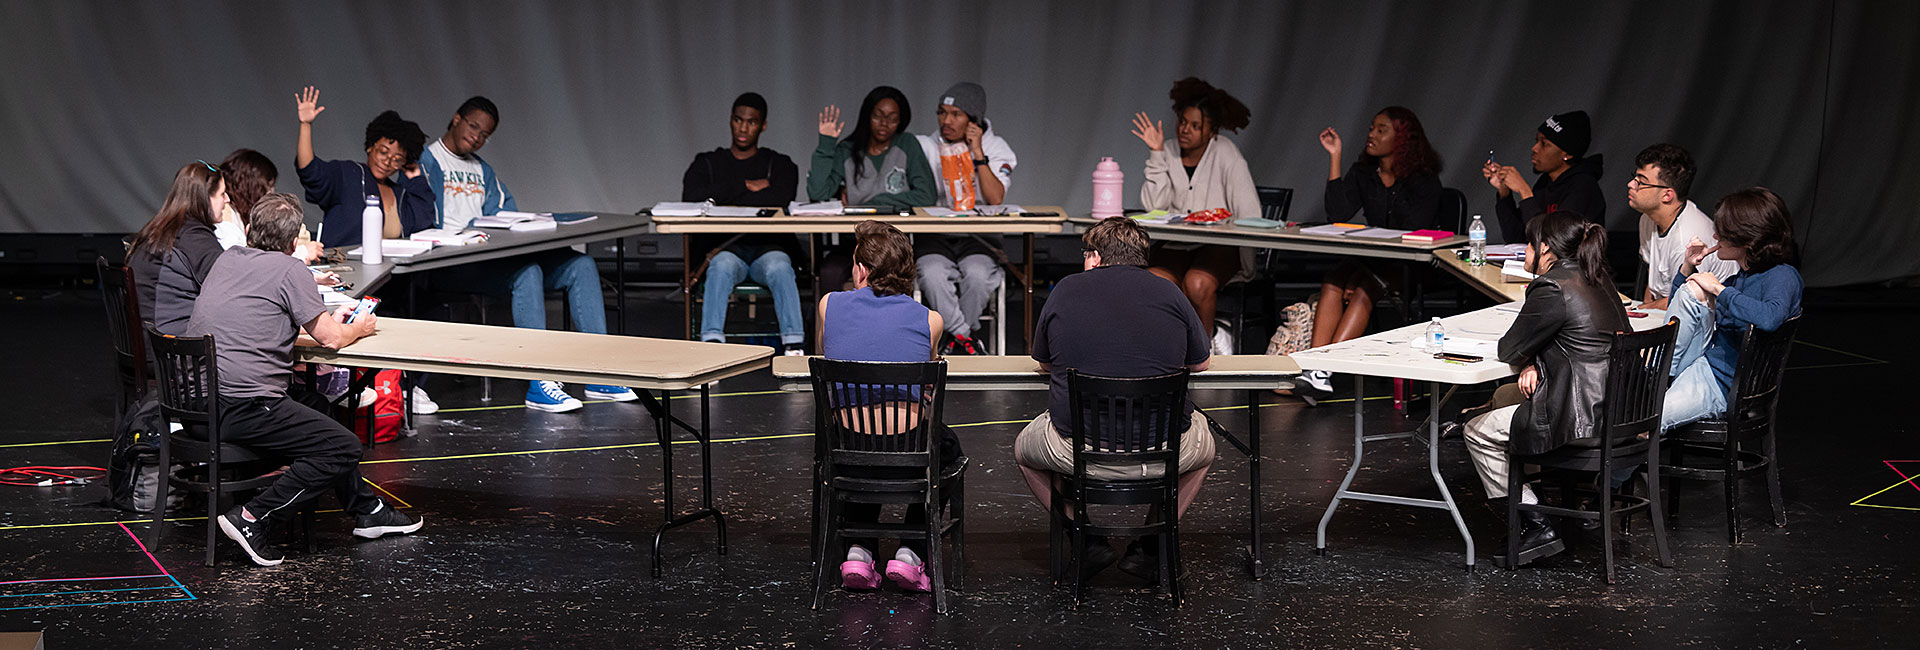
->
[101,394,180,513]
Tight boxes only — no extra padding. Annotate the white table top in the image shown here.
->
[771,354,1299,391]
[653,206,1068,235]
[295,318,771,390]
[1069,216,1466,262]
[1290,304,1669,384]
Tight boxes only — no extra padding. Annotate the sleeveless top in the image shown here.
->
[824,287,933,405]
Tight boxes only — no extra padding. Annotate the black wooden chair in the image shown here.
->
[807,358,965,614]
[97,257,147,418]
[146,326,314,566]
[1049,370,1192,606]
[1663,316,1800,543]
[1507,321,1677,583]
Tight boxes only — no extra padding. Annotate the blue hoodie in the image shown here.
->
[1670,262,1803,394]
[418,139,517,228]
[297,158,435,248]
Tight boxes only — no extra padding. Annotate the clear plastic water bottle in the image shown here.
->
[360,195,383,264]
[1467,215,1487,267]
[1425,317,1446,352]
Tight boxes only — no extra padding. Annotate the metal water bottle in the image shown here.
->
[360,195,383,264]
[1091,157,1124,218]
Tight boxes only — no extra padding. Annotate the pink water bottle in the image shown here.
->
[1091,157,1124,218]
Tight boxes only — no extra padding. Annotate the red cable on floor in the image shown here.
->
[0,465,106,486]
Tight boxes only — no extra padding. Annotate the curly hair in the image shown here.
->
[853,220,916,296]
[1634,143,1695,203]
[1360,106,1443,178]
[1169,77,1250,133]
[220,149,278,224]
[1712,187,1799,272]
[364,110,427,164]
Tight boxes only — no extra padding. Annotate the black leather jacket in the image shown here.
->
[1499,264,1629,455]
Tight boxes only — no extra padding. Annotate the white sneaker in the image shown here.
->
[410,386,439,415]
[1211,326,1235,356]
[1301,369,1334,392]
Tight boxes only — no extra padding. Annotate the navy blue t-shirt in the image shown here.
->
[1031,264,1210,430]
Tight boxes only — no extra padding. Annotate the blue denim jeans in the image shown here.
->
[1661,287,1727,432]
[434,249,608,334]
[700,249,803,344]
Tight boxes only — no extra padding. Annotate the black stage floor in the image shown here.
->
[1,289,1914,648]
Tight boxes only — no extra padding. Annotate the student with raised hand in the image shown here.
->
[816,220,962,594]
[1628,144,1737,310]
[682,92,805,355]
[1484,110,1606,241]
[1660,187,1803,432]
[1459,211,1628,568]
[414,94,638,413]
[1133,77,1261,355]
[1285,107,1448,398]
[808,86,936,209]
[189,193,420,567]
[912,82,1018,355]
[127,161,228,328]
[291,86,435,248]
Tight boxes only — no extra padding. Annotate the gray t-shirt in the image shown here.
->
[186,247,327,399]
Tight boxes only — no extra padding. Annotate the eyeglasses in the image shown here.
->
[456,114,492,142]
[1628,175,1670,190]
[196,159,218,173]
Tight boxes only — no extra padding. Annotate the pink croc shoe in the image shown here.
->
[884,559,931,592]
[840,560,881,590]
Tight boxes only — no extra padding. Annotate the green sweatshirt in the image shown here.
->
[807,133,935,208]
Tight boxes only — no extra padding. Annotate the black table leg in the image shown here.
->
[644,384,728,578]
[615,238,627,335]
[1246,388,1264,579]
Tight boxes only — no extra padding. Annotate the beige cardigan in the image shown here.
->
[1141,134,1262,281]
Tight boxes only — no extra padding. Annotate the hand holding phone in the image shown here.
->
[345,296,380,324]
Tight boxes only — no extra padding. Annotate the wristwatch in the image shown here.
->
[972,158,990,167]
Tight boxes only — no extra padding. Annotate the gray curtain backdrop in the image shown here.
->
[1,0,1912,286]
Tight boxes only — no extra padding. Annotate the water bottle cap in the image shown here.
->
[1096,157,1119,171]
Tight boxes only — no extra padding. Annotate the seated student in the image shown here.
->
[816,220,962,594]
[1459,211,1628,567]
[911,82,1018,355]
[1661,187,1803,432]
[220,148,325,263]
[809,86,936,294]
[1628,144,1737,310]
[1015,216,1216,580]
[1133,78,1261,354]
[412,94,637,412]
[681,92,805,355]
[1288,106,1446,398]
[291,86,434,248]
[187,193,422,567]
[1484,110,1605,241]
[128,161,228,329]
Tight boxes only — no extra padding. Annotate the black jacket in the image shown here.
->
[679,148,804,263]
[1494,154,1605,242]
[1324,160,1443,231]
[1498,263,1629,455]
[127,220,223,326]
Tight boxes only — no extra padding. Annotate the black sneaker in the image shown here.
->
[218,507,284,567]
[352,501,423,539]
[1078,538,1120,581]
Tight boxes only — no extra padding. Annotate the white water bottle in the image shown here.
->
[360,195,383,264]
[1425,317,1446,352]
[1467,215,1487,267]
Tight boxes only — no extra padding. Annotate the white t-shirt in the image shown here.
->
[1638,200,1738,299]
[427,139,488,229]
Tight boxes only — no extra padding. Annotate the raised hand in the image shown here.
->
[818,105,844,138]
[1319,127,1342,156]
[1130,112,1165,151]
[296,86,326,124]
[964,122,985,155]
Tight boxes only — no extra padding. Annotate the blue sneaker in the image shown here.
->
[525,381,583,413]
[585,385,637,402]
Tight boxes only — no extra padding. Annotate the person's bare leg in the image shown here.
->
[1330,280,1381,343]
[1149,267,1180,284]
[1312,279,1348,348]
[1174,466,1210,519]
[1185,246,1239,329]
[1019,466,1057,513]
[1147,246,1192,288]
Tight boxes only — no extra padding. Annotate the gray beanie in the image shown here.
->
[939,82,986,122]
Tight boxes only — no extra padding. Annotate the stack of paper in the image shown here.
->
[410,228,486,246]
[472,211,553,228]
[319,286,357,306]
[1501,260,1536,281]
[1486,243,1529,261]
[1300,222,1370,236]
[1129,210,1176,224]
[703,206,767,217]
[650,201,711,216]
[975,204,1025,215]
[1347,227,1411,239]
[788,201,844,216]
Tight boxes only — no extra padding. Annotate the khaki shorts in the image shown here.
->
[1014,410,1217,481]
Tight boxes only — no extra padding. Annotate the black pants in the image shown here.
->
[841,423,963,559]
[218,390,380,522]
